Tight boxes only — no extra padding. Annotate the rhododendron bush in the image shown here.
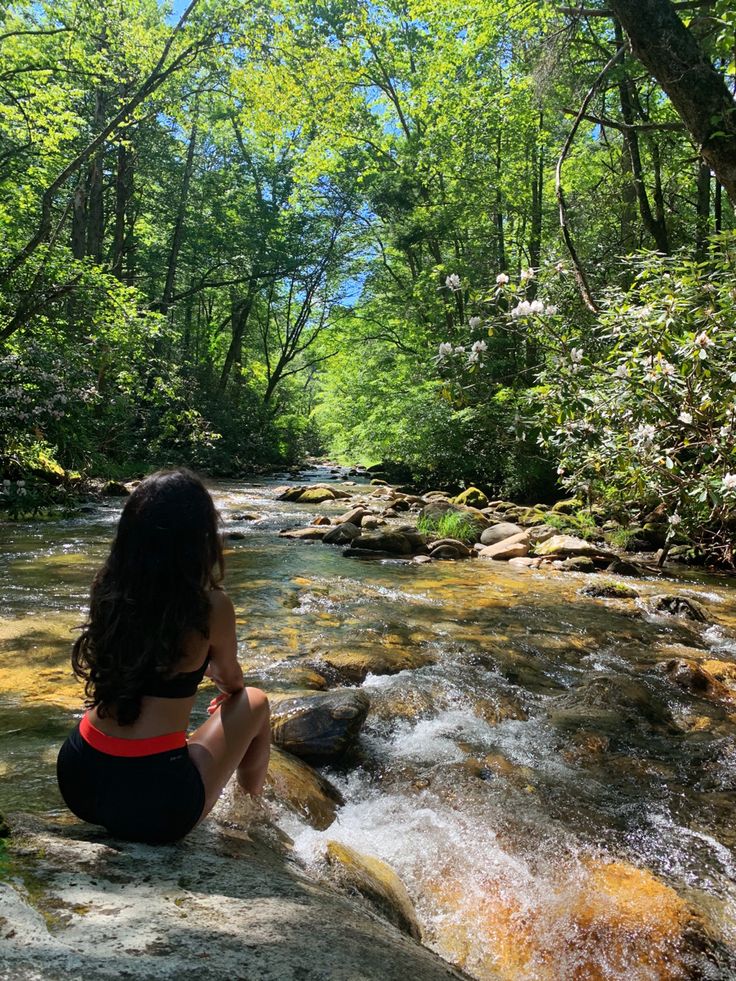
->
[535,234,736,562]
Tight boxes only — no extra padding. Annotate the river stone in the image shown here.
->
[478,532,530,560]
[279,526,327,540]
[558,556,596,572]
[428,545,462,560]
[311,515,332,526]
[550,497,582,514]
[265,745,344,830]
[350,531,414,555]
[533,534,611,559]
[580,580,639,599]
[646,594,710,622]
[428,538,472,558]
[335,506,369,526]
[0,813,466,981]
[479,522,524,546]
[326,841,422,941]
[227,530,247,540]
[275,485,307,501]
[316,647,434,684]
[101,480,129,497]
[659,658,734,702]
[323,522,362,545]
[270,689,370,762]
[526,525,557,544]
[298,487,341,504]
[606,558,642,577]
[452,487,488,508]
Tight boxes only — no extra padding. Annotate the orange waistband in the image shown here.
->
[79,712,187,757]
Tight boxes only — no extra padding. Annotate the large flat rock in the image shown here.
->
[0,811,469,981]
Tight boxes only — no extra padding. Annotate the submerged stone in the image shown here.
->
[270,689,370,762]
[266,745,344,830]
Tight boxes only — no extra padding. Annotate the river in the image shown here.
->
[1,467,735,978]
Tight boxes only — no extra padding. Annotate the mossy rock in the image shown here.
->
[298,487,339,504]
[550,497,582,514]
[326,841,422,941]
[452,487,488,508]
[580,580,639,599]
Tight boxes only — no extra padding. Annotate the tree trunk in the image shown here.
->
[86,89,106,262]
[607,0,736,206]
[159,118,198,313]
[695,161,710,259]
[111,143,134,281]
[218,284,257,393]
[71,181,87,260]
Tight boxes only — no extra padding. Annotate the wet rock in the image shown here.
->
[606,558,642,577]
[270,689,370,762]
[427,538,473,557]
[451,487,488,509]
[350,531,415,556]
[230,512,258,521]
[507,557,538,569]
[580,580,639,599]
[478,532,530,561]
[316,646,434,685]
[326,841,422,941]
[427,857,705,981]
[335,506,369,526]
[265,745,344,830]
[534,534,612,560]
[701,659,736,684]
[479,522,524,546]
[550,675,673,733]
[227,530,247,540]
[413,554,433,564]
[101,480,129,497]
[279,526,327,541]
[429,545,462,560]
[646,594,710,622]
[343,548,405,560]
[0,813,464,981]
[660,658,735,703]
[274,485,307,501]
[558,556,596,572]
[298,487,344,504]
[311,515,332,526]
[323,522,362,545]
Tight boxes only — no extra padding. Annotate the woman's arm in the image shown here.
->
[205,590,245,694]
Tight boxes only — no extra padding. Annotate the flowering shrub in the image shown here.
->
[535,234,736,563]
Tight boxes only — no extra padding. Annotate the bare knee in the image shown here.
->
[246,687,270,724]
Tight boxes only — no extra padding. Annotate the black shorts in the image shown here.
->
[57,722,206,844]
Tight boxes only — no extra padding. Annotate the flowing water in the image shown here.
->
[2,467,736,979]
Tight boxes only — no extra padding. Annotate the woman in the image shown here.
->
[57,468,270,844]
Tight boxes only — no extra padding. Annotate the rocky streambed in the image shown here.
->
[1,464,736,979]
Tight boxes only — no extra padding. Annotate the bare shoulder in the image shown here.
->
[208,588,235,628]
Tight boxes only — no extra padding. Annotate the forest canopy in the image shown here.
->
[1,0,735,555]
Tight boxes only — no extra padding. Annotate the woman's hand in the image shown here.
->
[207,692,231,716]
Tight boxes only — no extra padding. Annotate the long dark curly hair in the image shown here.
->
[72,469,224,725]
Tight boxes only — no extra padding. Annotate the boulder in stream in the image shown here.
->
[350,530,416,555]
[478,532,530,560]
[279,526,327,541]
[0,813,465,981]
[646,594,711,623]
[326,841,422,941]
[479,522,524,546]
[270,689,370,762]
[451,487,488,508]
[323,522,362,545]
[533,534,612,560]
[265,745,344,830]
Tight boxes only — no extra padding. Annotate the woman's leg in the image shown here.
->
[187,687,271,819]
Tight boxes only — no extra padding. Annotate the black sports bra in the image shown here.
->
[141,653,211,698]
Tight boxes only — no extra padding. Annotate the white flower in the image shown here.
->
[438,342,453,358]
[694,331,714,358]
[555,261,566,274]
[633,423,657,447]
[467,351,481,364]
[678,411,693,425]
[454,345,466,354]
[468,316,482,329]
[545,305,558,316]
[722,473,736,491]
[614,363,629,379]
[720,425,731,439]
[471,340,487,354]
[570,347,584,364]
[556,466,565,475]
[520,267,535,282]
[445,274,461,291]
[669,512,682,525]
[496,273,509,286]
[530,300,544,315]
[2,479,9,486]
[658,360,675,376]
[16,480,25,487]
[511,301,532,319]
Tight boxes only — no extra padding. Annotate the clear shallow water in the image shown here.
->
[2,469,736,978]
